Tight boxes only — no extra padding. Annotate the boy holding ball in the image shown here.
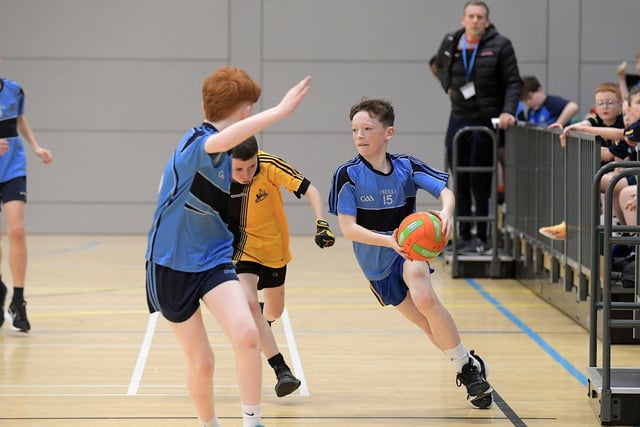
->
[328,98,493,409]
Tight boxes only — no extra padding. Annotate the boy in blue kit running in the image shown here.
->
[328,98,493,409]
[145,66,310,427]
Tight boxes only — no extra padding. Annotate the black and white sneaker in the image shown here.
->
[456,350,493,409]
[8,300,30,333]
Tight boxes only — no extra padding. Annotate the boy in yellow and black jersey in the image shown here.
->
[228,136,334,397]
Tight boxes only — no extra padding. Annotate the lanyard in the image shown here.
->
[461,36,479,82]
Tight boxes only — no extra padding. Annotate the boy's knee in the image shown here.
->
[231,320,260,350]
[191,354,214,377]
[7,223,26,241]
[263,303,284,322]
[413,293,440,312]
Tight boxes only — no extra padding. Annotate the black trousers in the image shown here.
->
[445,115,494,242]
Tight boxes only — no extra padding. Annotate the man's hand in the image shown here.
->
[314,219,335,248]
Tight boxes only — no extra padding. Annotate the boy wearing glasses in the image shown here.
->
[540,83,626,240]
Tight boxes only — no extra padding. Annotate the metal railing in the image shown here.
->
[503,123,599,298]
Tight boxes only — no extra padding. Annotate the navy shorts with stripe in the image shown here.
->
[146,261,239,323]
[368,256,434,306]
[0,176,27,211]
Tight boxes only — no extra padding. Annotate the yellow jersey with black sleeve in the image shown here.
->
[229,150,310,268]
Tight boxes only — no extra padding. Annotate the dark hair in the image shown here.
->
[521,75,542,99]
[231,135,259,160]
[464,0,489,18]
[349,98,395,128]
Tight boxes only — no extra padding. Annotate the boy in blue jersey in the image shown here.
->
[328,98,493,409]
[145,66,310,427]
[0,52,53,333]
[521,75,578,129]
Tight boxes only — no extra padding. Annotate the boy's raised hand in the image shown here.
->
[277,76,311,118]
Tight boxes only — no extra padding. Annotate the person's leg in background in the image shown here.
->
[469,130,494,248]
[445,116,473,245]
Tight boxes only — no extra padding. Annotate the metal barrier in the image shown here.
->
[504,123,640,424]
[587,163,640,425]
[503,123,599,299]
[450,125,500,277]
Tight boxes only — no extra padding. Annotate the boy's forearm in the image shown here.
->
[304,184,327,220]
[556,102,579,126]
[17,116,39,150]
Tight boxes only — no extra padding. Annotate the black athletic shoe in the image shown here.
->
[0,279,6,328]
[456,350,493,409]
[274,366,301,397]
[8,300,30,333]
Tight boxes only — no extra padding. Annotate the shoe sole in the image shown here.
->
[470,392,493,409]
[538,226,565,240]
[538,230,565,240]
[275,377,301,397]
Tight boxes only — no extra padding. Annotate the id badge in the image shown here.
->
[460,81,476,99]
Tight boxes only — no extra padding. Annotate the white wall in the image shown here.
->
[0,0,638,234]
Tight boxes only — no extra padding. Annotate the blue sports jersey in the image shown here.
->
[526,95,570,126]
[145,123,234,272]
[328,153,448,280]
[0,78,27,182]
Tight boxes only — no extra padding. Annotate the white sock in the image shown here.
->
[241,403,262,427]
[444,343,479,373]
[199,416,222,427]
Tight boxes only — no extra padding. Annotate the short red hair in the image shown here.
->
[594,82,622,101]
[202,66,262,122]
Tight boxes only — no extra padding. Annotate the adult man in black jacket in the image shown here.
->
[435,0,522,252]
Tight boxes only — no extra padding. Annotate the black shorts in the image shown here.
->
[146,261,239,323]
[235,261,287,290]
[0,176,27,210]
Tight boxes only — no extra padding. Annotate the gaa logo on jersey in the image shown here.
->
[359,195,375,202]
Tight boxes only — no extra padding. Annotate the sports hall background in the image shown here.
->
[0,0,637,234]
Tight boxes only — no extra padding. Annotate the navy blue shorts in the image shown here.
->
[235,261,287,290]
[146,261,239,323]
[368,257,434,306]
[0,176,27,210]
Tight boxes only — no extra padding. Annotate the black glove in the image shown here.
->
[314,219,335,248]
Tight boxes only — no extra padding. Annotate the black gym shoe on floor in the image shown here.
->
[274,366,301,397]
[456,350,493,409]
[0,279,6,328]
[8,300,30,333]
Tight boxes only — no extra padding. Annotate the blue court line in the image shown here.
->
[466,278,589,387]
[31,241,100,257]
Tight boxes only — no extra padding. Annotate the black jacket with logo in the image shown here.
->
[435,25,522,121]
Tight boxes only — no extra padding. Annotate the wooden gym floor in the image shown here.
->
[1,234,638,427]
